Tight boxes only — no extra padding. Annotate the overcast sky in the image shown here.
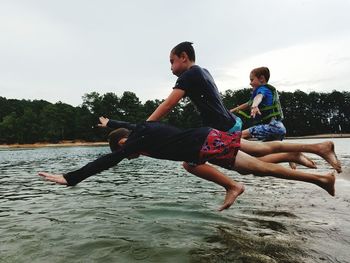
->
[1,0,349,106]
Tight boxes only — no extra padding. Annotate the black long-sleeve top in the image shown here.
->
[63,120,212,186]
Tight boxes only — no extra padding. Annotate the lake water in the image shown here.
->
[1,138,350,263]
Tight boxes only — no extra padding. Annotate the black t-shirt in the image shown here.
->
[63,120,211,186]
[174,65,237,131]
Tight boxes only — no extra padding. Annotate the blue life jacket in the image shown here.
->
[237,84,284,125]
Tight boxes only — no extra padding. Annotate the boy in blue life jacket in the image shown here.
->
[230,67,286,142]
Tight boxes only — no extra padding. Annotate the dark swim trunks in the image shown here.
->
[198,129,241,169]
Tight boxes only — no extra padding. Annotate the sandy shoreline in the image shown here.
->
[0,134,349,149]
[0,140,108,149]
[285,133,350,139]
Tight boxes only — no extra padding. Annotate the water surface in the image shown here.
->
[0,138,349,262]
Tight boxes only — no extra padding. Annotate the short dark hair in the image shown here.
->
[171,41,195,62]
[108,128,131,152]
[251,67,270,82]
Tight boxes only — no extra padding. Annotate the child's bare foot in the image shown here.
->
[289,162,297,169]
[218,183,245,211]
[291,153,317,169]
[318,141,342,173]
[38,172,67,185]
[318,172,336,196]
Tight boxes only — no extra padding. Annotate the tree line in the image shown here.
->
[0,89,349,144]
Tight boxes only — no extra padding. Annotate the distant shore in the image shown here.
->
[285,133,350,140]
[0,140,108,149]
[0,134,349,149]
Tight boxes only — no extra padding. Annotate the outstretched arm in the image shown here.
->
[250,94,263,118]
[38,149,128,186]
[147,89,185,121]
[230,102,249,113]
[98,116,137,130]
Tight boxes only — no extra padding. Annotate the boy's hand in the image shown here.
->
[38,172,67,185]
[250,106,261,118]
[98,116,109,127]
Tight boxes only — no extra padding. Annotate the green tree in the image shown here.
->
[222,88,251,110]
[39,102,76,142]
[142,100,161,120]
[176,98,201,128]
[119,91,143,122]
[17,108,40,143]
[0,112,18,143]
[101,92,123,119]
[82,92,103,116]
[1,89,350,144]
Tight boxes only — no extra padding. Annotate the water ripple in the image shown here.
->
[0,139,349,262]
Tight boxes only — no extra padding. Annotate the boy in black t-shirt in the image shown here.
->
[147,41,242,188]
[148,41,241,132]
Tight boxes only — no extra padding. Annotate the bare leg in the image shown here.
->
[38,172,68,185]
[257,152,317,169]
[240,139,342,173]
[241,129,300,169]
[183,162,245,211]
[233,151,335,196]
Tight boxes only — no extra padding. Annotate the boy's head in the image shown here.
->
[170,41,195,76]
[171,41,195,61]
[250,67,270,83]
[108,128,131,152]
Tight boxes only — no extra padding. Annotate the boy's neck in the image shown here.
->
[185,61,196,70]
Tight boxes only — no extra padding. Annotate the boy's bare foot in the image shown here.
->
[318,141,342,173]
[291,153,317,169]
[218,183,245,211]
[38,172,67,185]
[289,162,297,169]
[318,172,336,196]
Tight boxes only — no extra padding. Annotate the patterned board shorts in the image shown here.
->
[249,119,286,141]
[198,129,241,169]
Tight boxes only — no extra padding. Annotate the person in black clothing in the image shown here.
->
[147,41,241,132]
[38,117,341,211]
[146,41,243,193]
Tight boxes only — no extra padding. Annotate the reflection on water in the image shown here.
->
[0,139,349,263]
